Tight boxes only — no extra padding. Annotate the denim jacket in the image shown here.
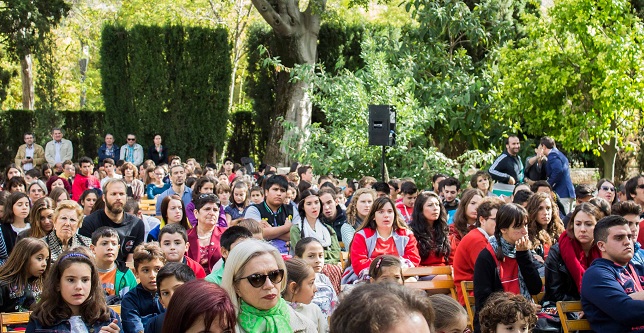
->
[26,308,121,333]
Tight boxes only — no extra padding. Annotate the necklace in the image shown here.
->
[198,229,213,240]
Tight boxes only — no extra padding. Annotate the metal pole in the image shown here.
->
[381,145,386,182]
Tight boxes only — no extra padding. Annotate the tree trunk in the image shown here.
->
[600,136,618,181]
[250,0,324,166]
[21,53,34,110]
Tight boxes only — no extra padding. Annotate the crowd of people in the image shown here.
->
[1,128,644,332]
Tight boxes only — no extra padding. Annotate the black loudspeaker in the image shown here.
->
[368,105,396,146]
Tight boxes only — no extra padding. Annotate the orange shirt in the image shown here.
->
[99,267,117,296]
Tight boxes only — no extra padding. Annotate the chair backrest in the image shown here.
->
[109,304,121,315]
[532,277,546,303]
[139,199,157,216]
[404,265,457,299]
[461,281,475,330]
[0,312,31,332]
[340,252,349,270]
[556,301,591,333]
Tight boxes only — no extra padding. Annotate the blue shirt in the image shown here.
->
[155,186,192,215]
[121,283,164,333]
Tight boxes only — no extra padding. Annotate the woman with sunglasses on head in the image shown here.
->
[187,193,226,274]
[221,238,317,333]
[595,178,617,205]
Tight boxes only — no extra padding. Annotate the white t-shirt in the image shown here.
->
[69,316,89,333]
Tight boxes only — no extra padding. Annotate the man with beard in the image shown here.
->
[155,164,192,216]
[244,175,300,254]
[488,135,524,185]
[79,178,145,262]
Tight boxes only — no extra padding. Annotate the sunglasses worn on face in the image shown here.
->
[127,138,135,141]
[236,269,284,288]
[638,185,644,190]
[600,186,615,192]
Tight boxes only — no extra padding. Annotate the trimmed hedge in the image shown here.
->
[0,110,104,168]
[101,25,232,163]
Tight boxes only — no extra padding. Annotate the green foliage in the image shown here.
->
[494,0,644,157]
[227,108,259,163]
[101,24,232,163]
[0,110,104,168]
[291,29,496,189]
[0,0,71,57]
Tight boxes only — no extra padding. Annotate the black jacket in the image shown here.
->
[148,146,169,165]
[542,243,579,304]
[489,151,523,184]
[320,206,347,242]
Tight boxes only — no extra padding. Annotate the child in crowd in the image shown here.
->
[90,227,137,303]
[205,226,253,284]
[249,185,263,205]
[236,218,264,239]
[145,262,197,333]
[395,181,417,224]
[158,224,205,278]
[121,242,166,333]
[27,248,122,332]
[294,237,338,318]
[216,182,231,207]
[479,292,536,333]
[368,255,404,285]
[1,192,31,254]
[0,238,49,313]
[429,294,469,333]
[225,181,250,225]
[283,258,328,333]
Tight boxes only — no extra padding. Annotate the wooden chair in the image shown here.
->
[556,301,591,333]
[139,199,156,216]
[0,312,31,332]
[340,252,349,270]
[403,265,457,299]
[461,281,475,330]
[108,304,121,315]
[532,277,546,303]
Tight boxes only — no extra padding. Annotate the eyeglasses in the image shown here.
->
[127,138,136,141]
[638,185,644,190]
[236,269,284,288]
[600,186,615,192]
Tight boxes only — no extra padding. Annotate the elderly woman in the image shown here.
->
[42,200,91,262]
[220,239,317,333]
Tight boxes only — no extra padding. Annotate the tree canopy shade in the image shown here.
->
[494,0,644,180]
[0,0,70,109]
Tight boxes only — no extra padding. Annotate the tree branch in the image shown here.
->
[251,0,291,34]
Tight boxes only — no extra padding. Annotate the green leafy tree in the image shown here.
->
[494,0,644,180]
[0,0,70,109]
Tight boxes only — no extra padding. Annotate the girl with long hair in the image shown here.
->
[18,197,54,240]
[0,238,49,313]
[449,188,484,251]
[147,194,191,241]
[225,181,250,225]
[526,192,564,262]
[409,191,452,266]
[282,258,328,333]
[340,188,376,249]
[1,192,31,255]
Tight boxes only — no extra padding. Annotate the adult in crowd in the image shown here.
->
[297,165,314,193]
[17,197,54,240]
[156,164,192,216]
[148,134,169,165]
[409,191,452,266]
[187,194,226,274]
[562,184,594,227]
[453,197,504,305]
[71,156,101,202]
[526,191,564,262]
[439,177,461,223]
[79,178,145,262]
[524,144,548,185]
[220,238,317,332]
[97,133,120,166]
[186,177,225,227]
[488,135,524,185]
[79,189,100,217]
[340,188,375,249]
[540,136,575,214]
[121,162,144,202]
[120,134,144,167]
[473,203,542,331]
[14,132,45,171]
[330,283,433,333]
[625,175,644,213]
[581,216,644,332]
[318,188,347,243]
[449,188,485,252]
[244,175,299,254]
[595,178,617,206]
[27,180,47,203]
[100,158,122,189]
[44,128,73,172]
[45,175,72,196]
[543,201,606,306]
[470,170,492,197]
[343,196,420,283]
[43,199,91,262]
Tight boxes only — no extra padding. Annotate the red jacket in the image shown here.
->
[453,228,489,305]
[349,227,420,275]
[72,173,101,202]
[187,227,226,274]
[184,255,206,279]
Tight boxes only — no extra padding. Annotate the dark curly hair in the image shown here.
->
[479,292,537,333]
[409,192,450,263]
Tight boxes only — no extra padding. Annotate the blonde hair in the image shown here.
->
[220,239,287,311]
[346,188,376,227]
[53,200,84,229]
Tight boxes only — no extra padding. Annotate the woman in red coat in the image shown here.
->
[187,193,226,274]
[409,191,451,266]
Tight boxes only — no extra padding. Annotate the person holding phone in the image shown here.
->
[15,132,45,171]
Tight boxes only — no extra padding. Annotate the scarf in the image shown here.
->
[488,236,531,300]
[238,298,292,333]
[302,218,332,247]
[558,231,601,292]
